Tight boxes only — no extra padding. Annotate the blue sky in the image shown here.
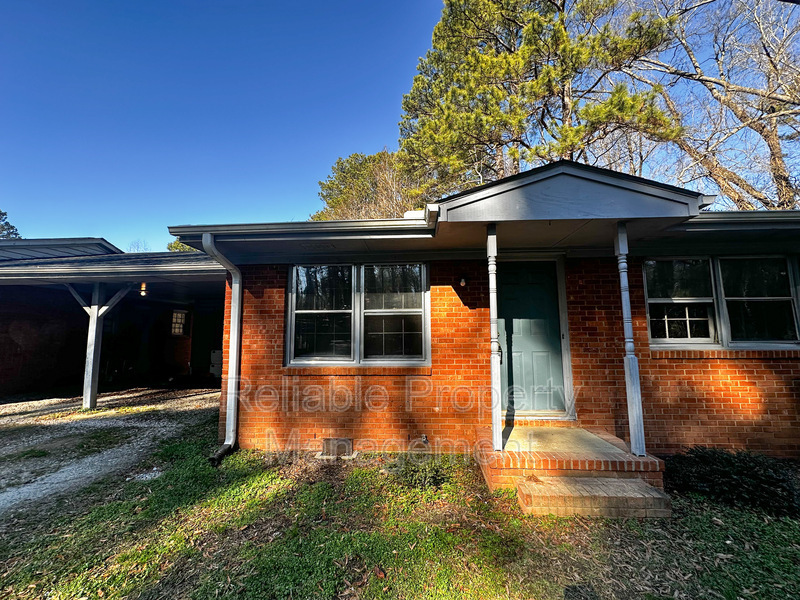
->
[0,1,442,251]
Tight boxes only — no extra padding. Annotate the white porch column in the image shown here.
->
[487,224,503,451]
[83,283,104,410]
[614,223,646,456]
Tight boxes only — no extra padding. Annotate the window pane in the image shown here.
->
[364,265,423,310]
[294,314,352,358]
[296,266,352,311]
[649,304,666,320]
[689,320,710,338]
[664,304,686,319]
[726,300,798,341]
[644,259,712,298]
[649,302,714,340]
[687,304,708,319]
[667,320,688,338]
[364,314,423,358]
[720,258,792,298]
[649,318,667,339]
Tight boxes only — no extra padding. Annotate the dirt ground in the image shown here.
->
[0,387,219,515]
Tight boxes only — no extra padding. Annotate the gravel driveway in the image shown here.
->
[0,388,219,516]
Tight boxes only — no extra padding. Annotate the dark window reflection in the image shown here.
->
[296,266,352,311]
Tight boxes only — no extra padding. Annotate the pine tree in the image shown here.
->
[400,0,681,196]
[312,150,421,220]
[0,210,20,239]
[167,240,198,252]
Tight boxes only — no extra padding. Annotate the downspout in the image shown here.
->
[202,233,243,466]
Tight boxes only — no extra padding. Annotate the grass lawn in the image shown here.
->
[1,413,798,600]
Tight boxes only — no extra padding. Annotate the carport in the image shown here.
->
[0,249,226,407]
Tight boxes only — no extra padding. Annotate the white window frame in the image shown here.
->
[286,263,431,366]
[644,255,800,350]
[643,257,717,346]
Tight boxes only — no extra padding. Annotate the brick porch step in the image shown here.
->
[516,476,672,518]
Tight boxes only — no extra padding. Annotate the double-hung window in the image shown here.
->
[363,264,424,359]
[719,258,798,342]
[289,264,428,364]
[644,259,716,342]
[644,256,800,347]
[293,266,354,359]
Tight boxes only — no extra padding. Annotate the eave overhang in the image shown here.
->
[166,163,800,263]
[0,252,227,285]
[168,219,439,264]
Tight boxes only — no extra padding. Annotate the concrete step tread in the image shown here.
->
[516,476,672,518]
[519,476,670,498]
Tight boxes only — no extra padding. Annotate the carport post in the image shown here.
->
[83,283,104,410]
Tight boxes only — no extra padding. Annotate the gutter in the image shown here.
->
[202,233,243,466]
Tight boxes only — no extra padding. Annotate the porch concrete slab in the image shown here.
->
[502,426,627,456]
[474,426,667,494]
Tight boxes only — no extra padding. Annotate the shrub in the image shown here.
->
[395,454,453,489]
[665,446,800,516]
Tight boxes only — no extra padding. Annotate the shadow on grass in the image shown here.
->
[163,454,570,600]
[0,412,293,600]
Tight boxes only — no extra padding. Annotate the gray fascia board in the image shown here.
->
[168,218,432,237]
[0,264,226,282]
[672,211,800,231]
[169,220,436,253]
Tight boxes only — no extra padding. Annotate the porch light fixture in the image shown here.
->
[459,277,467,287]
[139,282,147,297]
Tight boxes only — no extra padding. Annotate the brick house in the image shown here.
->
[167,160,800,492]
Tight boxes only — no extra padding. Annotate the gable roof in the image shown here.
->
[436,160,713,222]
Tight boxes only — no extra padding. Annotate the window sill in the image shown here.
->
[648,341,800,352]
[648,345,800,360]
[282,364,432,376]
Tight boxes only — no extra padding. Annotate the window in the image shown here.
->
[171,310,188,336]
[363,264,424,359]
[644,257,800,347]
[293,266,353,358]
[719,258,798,342]
[644,259,716,342]
[289,264,428,364]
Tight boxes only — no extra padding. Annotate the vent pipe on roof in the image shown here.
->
[202,233,243,466]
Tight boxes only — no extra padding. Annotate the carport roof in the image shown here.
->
[0,251,226,284]
[0,237,122,261]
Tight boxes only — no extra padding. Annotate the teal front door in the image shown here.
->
[498,261,566,414]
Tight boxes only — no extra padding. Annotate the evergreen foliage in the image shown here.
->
[0,209,20,239]
[399,0,680,197]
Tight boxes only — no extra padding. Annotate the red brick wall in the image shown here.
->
[220,257,800,458]
[224,261,491,452]
[0,286,87,396]
[566,258,800,458]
